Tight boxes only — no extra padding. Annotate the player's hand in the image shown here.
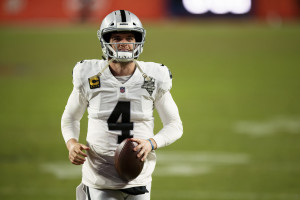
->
[67,139,90,165]
[131,138,156,162]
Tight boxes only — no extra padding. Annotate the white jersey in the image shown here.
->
[61,59,183,189]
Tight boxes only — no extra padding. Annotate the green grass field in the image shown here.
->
[1,21,300,200]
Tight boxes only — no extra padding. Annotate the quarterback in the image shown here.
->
[61,10,183,200]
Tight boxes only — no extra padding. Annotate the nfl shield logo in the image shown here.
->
[120,87,125,93]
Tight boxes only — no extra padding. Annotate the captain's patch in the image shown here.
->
[88,75,100,89]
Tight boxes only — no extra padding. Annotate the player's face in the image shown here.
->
[109,32,136,52]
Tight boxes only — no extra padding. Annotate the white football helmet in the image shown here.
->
[97,10,146,62]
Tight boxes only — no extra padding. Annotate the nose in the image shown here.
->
[120,38,130,43]
[118,39,131,49]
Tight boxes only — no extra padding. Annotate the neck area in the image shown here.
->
[109,60,136,76]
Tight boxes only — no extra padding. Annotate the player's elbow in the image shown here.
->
[174,119,183,140]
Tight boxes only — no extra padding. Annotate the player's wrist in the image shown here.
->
[66,138,79,151]
[147,139,154,150]
[148,138,157,150]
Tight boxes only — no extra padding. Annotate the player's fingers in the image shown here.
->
[137,147,149,162]
[71,155,85,164]
[131,138,143,150]
[69,155,80,165]
[137,147,143,157]
[74,156,85,164]
[69,153,78,161]
[133,144,140,152]
[78,150,88,157]
[80,144,90,151]
[130,138,140,143]
[141,151,148,162]
[69,155,74,162]
[137,149,144,160]
[136,143,145,152]
[137,142,150,153]
[134,140,148,152]
[73,145,87,155]
[75,154,86,162]
[70,150,86,162]
[69,152,77,160]
[72,146,82,156]
[137,146,149,157]
[71,160,83,165]
[71,150,80,159]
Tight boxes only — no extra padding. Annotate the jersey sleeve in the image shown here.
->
[155,64,173,101]
[153,91,183,148]
[61,63,88,143]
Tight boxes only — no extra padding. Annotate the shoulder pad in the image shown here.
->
[160,63,172,79]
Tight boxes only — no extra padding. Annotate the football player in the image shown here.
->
[61,10,183,200]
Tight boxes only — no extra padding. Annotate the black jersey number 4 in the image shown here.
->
[107,101,134,144]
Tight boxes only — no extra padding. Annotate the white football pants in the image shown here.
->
[76,183,151,200]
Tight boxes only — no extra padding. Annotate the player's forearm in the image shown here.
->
[154,91,183,149]
[153,119,183,148]
[61,114,81,143]
[61,88,87,143]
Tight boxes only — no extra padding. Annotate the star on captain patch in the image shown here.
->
[141,76,155,96]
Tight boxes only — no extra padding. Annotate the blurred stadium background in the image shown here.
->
[1,0,300,199]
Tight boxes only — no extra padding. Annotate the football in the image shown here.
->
[114,138,144,181]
